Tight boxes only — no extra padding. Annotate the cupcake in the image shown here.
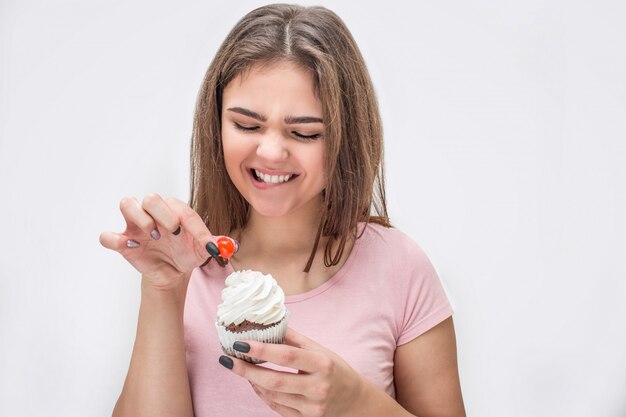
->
[216,269,288,363]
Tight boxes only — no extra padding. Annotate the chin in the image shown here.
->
[247,194,322,219]
[250,203,293,218]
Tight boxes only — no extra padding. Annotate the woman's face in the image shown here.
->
[221,61,326,219]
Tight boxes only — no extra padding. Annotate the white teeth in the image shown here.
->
[254,169,293,184]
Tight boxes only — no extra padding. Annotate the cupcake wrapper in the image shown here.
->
[215,314,289,364]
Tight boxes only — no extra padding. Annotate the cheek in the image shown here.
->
[303,147,326,189]
[222,127,247,161]
[221,135,246,181]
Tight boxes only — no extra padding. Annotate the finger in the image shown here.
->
[253,384,307,415]
[119,196,158,239]
[99,231,135,251]
[233,340,324,374]
[164,198,221,257]
[264,398,302,416]
[267,400,301,417]
[283,327,323,350]
[225,356,307,395]
[141,193,180,234]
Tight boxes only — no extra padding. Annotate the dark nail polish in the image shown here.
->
[219,355,233,369]
[173,226,181,236]
[233,341,250,353]
[206,241,220,257]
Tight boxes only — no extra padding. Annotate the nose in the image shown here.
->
[256,132,289,162]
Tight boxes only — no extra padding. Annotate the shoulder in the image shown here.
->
[360,222,432,269]
[357,223,445,304]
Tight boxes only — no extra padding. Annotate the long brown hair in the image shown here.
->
[190,4,390,272]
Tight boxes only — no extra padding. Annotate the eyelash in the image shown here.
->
[233,122,321,141]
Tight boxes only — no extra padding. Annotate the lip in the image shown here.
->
[246,168,298,190]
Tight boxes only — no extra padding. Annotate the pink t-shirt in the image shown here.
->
[184,223,453,416]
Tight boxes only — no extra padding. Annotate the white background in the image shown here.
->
[1,0,625,416]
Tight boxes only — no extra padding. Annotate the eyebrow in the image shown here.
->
[285,115,324,124]
[227,107,323,124]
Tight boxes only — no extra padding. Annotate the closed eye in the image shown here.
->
[234,122,321,140]
[292,131,322,140]
[233,122,259,132]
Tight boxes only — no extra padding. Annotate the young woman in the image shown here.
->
[100,4,466,417]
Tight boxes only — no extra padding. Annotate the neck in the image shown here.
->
[236,198,326,260]
[229,196,357,293]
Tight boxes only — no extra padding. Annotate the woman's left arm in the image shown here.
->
[394,316,466,417]
[221,321,464,417]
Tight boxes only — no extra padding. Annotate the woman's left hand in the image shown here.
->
[221,327,366,417]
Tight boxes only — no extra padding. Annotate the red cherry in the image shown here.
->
[216,236,237,259]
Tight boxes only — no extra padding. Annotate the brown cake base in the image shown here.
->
[216,315,288,364]
[225,319,276,333]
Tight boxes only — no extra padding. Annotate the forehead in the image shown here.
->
[222,61,322,114]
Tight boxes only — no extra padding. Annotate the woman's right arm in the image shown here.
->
[100,195,221,417]
[112,276,193,417]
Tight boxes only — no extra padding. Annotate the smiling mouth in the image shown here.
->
[250,169,299,184]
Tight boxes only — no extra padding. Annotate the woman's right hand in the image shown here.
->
[99,194,221,291]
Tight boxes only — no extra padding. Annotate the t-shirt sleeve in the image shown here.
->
[394,234,453,346]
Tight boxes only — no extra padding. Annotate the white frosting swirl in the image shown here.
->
[217,270,286,326]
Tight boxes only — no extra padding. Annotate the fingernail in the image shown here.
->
[150,229,161,240]
[126,239,140,248]
[233,341,250,353]
[219,355,233,369]
[206,241,220,257]
[173,226,181,236]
